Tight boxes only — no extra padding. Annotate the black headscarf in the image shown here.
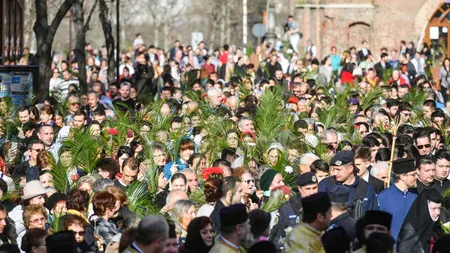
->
[397,188,444,253]
[180,217,214,253]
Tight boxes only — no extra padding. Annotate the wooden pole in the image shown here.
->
[387,115,400,188]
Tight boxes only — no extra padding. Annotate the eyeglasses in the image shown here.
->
[243,179,255,184]
[72,230,85,236]
[32,149,43,152]
[417,144,431,150]
[30,217,46,224]
[153,153,165,158]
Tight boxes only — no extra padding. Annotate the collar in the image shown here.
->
[305,223,322,235]
[417,178,430,187]
[220,235,239,250]
[361,172,369,182]
[336,175,359,188]
[131,242,144,253]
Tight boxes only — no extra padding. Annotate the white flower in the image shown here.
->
[285,166,294,173]
[284,226,293,235]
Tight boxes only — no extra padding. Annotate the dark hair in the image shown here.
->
[366,232,395,253]
[248,209,271,238]
[21,228,47,253]
[353,145,372,160]
[398,124,414,136]
[219,176,237,197]
[96,158,119,179]
[435,149,450,162]
[362,136,381,148]
[119,227,138,253]
[204,178,222,203]
[116,146,133,160]
[92,191,116,216]
[423,99,436,110]
[413,130,430,144]
[303,209,327,223]
[310,159,329,174]
[375,148,391,162]
[171,173,187,184]
[67,188,90,213]
[416,155,436,169]
[60,214,88,231]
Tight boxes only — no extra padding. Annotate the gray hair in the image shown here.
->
[172,199,195,224]
[135,215,169,245]
[120,81,131,88]
[322,128,338,141]
[165,189,188,211]
[93,178,115,192]
[207,87,222,98]
[299,153,320,166]
[370,161,389,177]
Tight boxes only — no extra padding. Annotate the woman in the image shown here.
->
[267,143,284,166]
[19,205,48,250]
[439,58,450,103]
[88,120,102,138]
[197,177,222,217]
[397,188,444,253]
[180,217,214,253]
[53,110,65,128]
[39,105,60,134]
[9,181,48,250]
[21,228,47,253]
[163,139,195,180]
[61,214,94,252]
[91,191,120,245]
[105,185,137,230]
[233,167,258,210]
[172,199,196,244]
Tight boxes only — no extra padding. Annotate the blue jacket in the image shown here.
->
[378,184,417,241]
[163,159,189,180]
[319,176,379,219]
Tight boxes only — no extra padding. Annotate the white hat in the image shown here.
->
[22,180,50,200]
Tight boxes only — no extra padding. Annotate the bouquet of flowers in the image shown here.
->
[202,167,224,180]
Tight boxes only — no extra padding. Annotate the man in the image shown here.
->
[17,106,30,125]
[37,124,61,161]
[218,54,235,82]
[14,140,44,178]
[411,51,425,77]
[374,53,391,79]
[321,226,351,253]
[210,177,243,233]
[422,100,436,120]
[92,81,112,109]
[162,190,188,216]
[298,153,320,174]
[354,210,392,253]
[163,221,177,253]
[284,192,331,253]
[123,215,168,253]
[209,204,249,253]
[322,128,339,154]
[389,50,400,69]
[266,54,283,79]
[286,15,300,55]
[271,172,319,242]
[327,185,356,241]
[353,145,384,193]
[55,70,79,99]
[238,117,255,133]
[416,155,436,194]
[305,39,316,58]
[85,91,106,120]
[113,82,135,114]
[329,47,341,73]
[319,151,379,220]
[377,158,417,241]
[96,158,119,180]
[369,161,390,187]
[64,95,81,126]
[0,203,14,245]
[115,157,139,190]
[414,130,432,156]
[182,169,199,193]
[358,41,372,63]
[108,82,120,100]
[207,87,223,109]
[433,150,450,193]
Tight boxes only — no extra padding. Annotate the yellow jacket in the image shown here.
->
[209,237,246,253]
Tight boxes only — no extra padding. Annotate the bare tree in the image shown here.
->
[143,0,186,51]
[98,0,116,83]
[34,0,76,102]
[72,0,99,94]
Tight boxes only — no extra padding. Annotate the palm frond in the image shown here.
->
[359,88,384,111]
[62,129,102,174]
[48,160,70,194]
[126,180,159,218]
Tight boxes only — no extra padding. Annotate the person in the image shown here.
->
[180,216,214,253]
[209,204,249,253]
[248,241,277,253]
[21,228,47,253]
[366,232,395,253]
[438,58,450,103]
[122,215,168,253]
[397,188,444,253]
[433,149,450,193]
[171,199,196,244]
[163,139,195,180]
[113,82,136,113]
[46,231,78,253]
[91,191,120,245]
[286,15,301,55]
[416,155,436,194]
[60,214,91,252]
[20,204,48,249]
[259,169,284,199]
[248,209,271,244]
[163,220,178,253]
[284,192,331,253]
[353,145,384,193]
[114,157,139,190]
[319,151,379,220]
[327,185,356,241]
[271,172,318,242]
[210,177,242,233]
[321,226,351,253]
[377,158,418,241]
[353,210,392,253]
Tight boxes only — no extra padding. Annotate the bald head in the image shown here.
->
[165,189,189,211]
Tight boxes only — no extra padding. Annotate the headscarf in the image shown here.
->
[181,217,213,253]
[397,188,444,253]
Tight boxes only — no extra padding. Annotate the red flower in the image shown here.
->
[354,124,360,129]
[202,167,224,180]
[71,174,80,182]
[108,128,118,135]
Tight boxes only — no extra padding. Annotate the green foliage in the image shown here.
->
[126,180,159,218]
[189,189,206,209]
[359,88,384,111]
[62,129,102,174]
[262,189,288,213]
[48,160,70,194]
[401,88,429,125]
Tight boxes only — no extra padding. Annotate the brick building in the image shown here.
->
[295,0,447,70]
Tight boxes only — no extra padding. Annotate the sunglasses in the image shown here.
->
[72,231,85,236]
[417,144,431,150]
[243,179,255,184]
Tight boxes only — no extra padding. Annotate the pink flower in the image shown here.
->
[108,128,118,135]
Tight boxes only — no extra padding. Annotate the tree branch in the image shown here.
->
[84,0,99,32]
[49,0,76,38]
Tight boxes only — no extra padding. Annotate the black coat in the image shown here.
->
[330,212,356,241]
[368,175,385,194]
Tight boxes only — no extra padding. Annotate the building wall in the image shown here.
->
[295,0,444,59]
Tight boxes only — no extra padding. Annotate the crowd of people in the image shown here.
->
[3,17,450,253]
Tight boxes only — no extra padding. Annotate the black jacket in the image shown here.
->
[368,175,385,194]
[331,212,356,241]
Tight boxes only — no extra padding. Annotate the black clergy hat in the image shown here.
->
[330,151,354,166]
[322,226,351,253]
[220,204,248,227]
[296,172,318,187]
[364,210,392,230]
[392,158,415,174]
[432,234,450,253]
[302,192,331,217]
